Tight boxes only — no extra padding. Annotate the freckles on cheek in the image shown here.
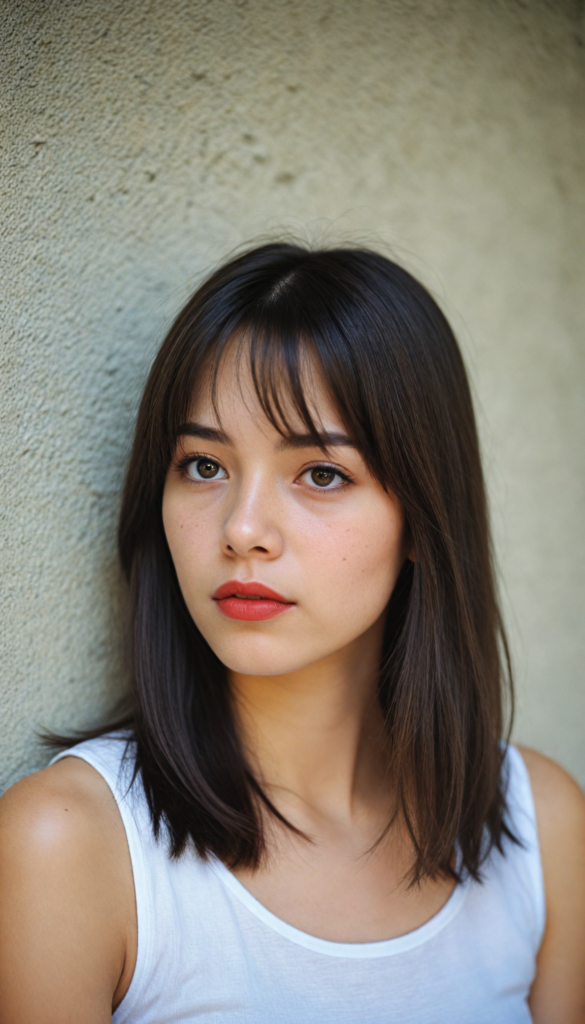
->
[332,517,403,586]
[164,505,204,570]
[315,526,368,579]
[170,520,211,600]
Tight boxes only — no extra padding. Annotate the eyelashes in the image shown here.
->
[175,453,354,491]
[300,465,352,490]
[182,456,228,482]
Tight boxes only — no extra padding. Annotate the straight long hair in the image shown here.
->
[54,243,515,884]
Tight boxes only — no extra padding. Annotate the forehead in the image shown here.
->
[189,339,343,435]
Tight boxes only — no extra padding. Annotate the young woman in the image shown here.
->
[1,245,584,1023]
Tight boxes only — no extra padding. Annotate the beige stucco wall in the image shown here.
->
[1,0,584,791]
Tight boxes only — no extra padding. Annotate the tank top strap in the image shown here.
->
[501,744,546,947]
[50,734,156,1019]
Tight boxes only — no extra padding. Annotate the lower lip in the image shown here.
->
[215,597,294,621]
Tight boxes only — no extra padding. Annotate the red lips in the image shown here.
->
[212,580,295,621]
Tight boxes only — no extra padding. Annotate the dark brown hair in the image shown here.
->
[57,243,515,884]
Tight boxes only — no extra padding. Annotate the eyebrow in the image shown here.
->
[176,422,355,451]
[275,431,354,452]
[177,423,231,445]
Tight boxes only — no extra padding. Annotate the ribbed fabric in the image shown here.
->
[52,738,545,1023]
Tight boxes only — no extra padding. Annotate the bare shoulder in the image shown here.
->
[516,746,585,1023]
[0,756,136,1022]
[0,752,134,936]
[516,744,585,847]
[0,754,122,838]
[0,754,130,885]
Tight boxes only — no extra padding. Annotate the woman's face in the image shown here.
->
[162,351,408,677]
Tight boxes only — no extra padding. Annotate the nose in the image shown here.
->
[221,477,284,560]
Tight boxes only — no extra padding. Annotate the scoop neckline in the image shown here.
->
[209,856,469,959]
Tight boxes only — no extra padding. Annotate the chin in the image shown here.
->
[208,636,317,677]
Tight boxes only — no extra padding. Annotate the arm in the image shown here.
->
[0,756,136,1024]
[519,747,585,1024]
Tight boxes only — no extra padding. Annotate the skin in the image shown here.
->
[0,353,584,1022]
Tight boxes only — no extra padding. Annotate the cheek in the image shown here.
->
[300,502,405,612]
[162,494,216,593]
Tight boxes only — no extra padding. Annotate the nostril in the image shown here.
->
[225,543,269,553]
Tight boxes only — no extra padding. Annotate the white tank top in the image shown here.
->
[52,736,545,1023]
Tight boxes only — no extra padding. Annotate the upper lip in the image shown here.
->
[212,580,294,603]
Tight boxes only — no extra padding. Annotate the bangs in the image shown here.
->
[167,256,388,485]
[207,327,357,456]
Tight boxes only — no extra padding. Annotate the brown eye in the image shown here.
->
[310,467,337,487]
[187,458,226,481]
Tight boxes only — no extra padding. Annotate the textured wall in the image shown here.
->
[2,0,584,791]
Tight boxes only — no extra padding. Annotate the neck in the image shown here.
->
[229,617,389,828]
